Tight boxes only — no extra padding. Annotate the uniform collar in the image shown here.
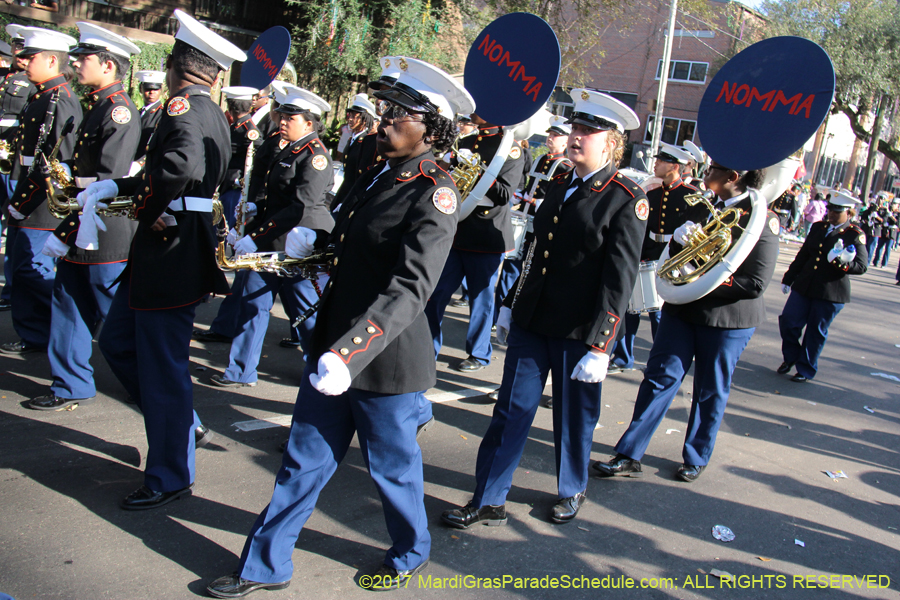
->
[35,74,67,93]
[88,81,124,104]
[477,125,501,137]
[234,113,254,127]
[170,84,211,99]
[662,177,682,191]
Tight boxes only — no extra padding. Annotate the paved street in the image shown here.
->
[0,241,898,600]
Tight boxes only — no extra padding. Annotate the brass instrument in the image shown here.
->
[448,148,485,201]
[657,191,744,286]
[236,139,255,237]
[47,193,136,220]
[0,140,12,175]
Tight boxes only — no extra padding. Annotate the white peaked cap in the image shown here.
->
[222,86,259,101]
[6,24,25,41]
[547,115,571,135]
[173,9,246,70]
[347,93,376,117]
[17,27,77,56]
[655,143,695,165]
[828,191,860,208]
[377,56,475,117]
[275,84,331,116]
[136,70,166,85]
[379,56,402,80]
[567,88,639,133]
[683,140,705,164]
[72,22,140,58]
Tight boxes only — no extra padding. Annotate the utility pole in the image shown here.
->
[861,93,888,202]
[649,0,678,171]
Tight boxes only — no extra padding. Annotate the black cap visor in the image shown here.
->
[16,47,50,58]
[565,111,617,132]
[654,151,686,165]
[69,43,108,56]
[373,82,438,114]
[367,75,397,91]
[826,203,850,211]
[140,83,163,91]
[547,126,569,136]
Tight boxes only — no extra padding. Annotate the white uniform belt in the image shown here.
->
[19,155,33,167]
[0,118,19,128]
[476,197,493,207]
[649,231,672,243]
[75,176,97,188]
[168,196,213,212]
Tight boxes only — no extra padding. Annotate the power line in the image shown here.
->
[674,19,730,59]
[675,8,753,45]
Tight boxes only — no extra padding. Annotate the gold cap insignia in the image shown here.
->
[581,91,590,100]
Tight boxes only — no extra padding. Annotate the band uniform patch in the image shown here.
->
[167,97,190,116]
[312,154,328,171]
[768,216,780,235]
[247,129,260,141]
[509,145,522,160]
[432,187,457,214]
[279,139,289,150]
[635,198,649,221]
[111,106,131,125]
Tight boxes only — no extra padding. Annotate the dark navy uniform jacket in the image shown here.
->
[529,150,572,201]
[310,150,460,394]
[0,70,35,142]
[504,162,648,353]
[224,113,262,190]
[113,84,231,310]
[9,74,83,231]
[782,220,867,304]
[135,100,163,161]
[52,81,140,264]
[641,178,696,262]
[333,131,378,207]
[663,192,780,329]
[452,125,523,253]
[246,132,334,251]
[245,130,285,208]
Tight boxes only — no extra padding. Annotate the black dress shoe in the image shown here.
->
[120,484,192,510]
[361,560,429,591]
[449,299,468,308]
[541,396,553,409]
[606,364,624,375]
[210,374,257,387]
[592,454,643,477]
[279,338,302,349]
[416,416,435,439]
[456,357,485,372]
[676,464,706,482]
[192,329,232,343]
[27,394,96,411]
[776,361,795,375]
[441,502,507,529]
[0,299,10,311]
[195,424,213,448]
[0,341,45,354]
[791,374,809,383]
[207,572,290,598]
[551,491,586,524]
[487,389,499,401]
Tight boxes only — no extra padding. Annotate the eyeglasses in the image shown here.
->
[381,104,425,123]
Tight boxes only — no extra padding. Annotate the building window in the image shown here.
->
[644,115,696,146]
[655,60,708,84]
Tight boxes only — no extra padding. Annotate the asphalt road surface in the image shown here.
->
[0,241,898,600]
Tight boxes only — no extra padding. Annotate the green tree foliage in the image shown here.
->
[760,0,900,168]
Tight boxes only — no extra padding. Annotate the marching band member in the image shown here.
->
[26,23,141,412]
[594,160,779,483]
[0,24,36,312]
[442,90,648,527]
[207,57,472,596]
[1,27,82,355]
[134,70,164,163]
[80,9,245,509]
[251,84,278,138]
[219,85,263,229]
[610,143,696,373]
[425,112,524,373]
[777,192,867,382]
[209,83,333,388]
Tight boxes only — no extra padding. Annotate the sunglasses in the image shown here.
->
[381,104,425,122]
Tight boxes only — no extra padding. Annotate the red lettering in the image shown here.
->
[499,51,520,78]
[478,34,542,102]
[489,43,503,63]
[768,90,803,113]
[715,81,736,103]
[792,94,815,118]
[526,81,541,102]
[746,87,775,109]
[732,84,751,105]
[478,34,496,57]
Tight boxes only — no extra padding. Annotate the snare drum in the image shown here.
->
[627,260,662,314]
[506,210,533,260]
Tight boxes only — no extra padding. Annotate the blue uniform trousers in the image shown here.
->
[472,323,603,506]
[48,260,124,399]
[492,257,521,325]
[615,312,755,467]
[873,237,891,267]
[426,249,503,366]
[223,270,321,383]
[98,282,199,492]
[238,368,430,583]
[221,189,241,230]
[778,291,843,380]
[612,310,661,369]
[2,216,17,302]
[10,227,56,348]
[208,270,247,338]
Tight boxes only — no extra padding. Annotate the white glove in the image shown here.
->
[674,221,700,245]
[310,351,351,396]
[0,146,9,161]
[75,196,108,251]
[456,148,474,163]
[496,306,512,345]
[226,228,239,247]
[127,161,143,177]
[52,162,72,189]
[235,202,257,222]
[8,205,25,220]
[77,179,118,208]
[233,235,257,256]
[827,239,844,263]
[41,235,69,258]
[839,246,856,265]
[571,351,610,383]
[782,284,790,294]
[285,226,317,259]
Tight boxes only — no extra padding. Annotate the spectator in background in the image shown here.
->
[800,193,827,237]
[30,0,59,11]
[871,201,898,268]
